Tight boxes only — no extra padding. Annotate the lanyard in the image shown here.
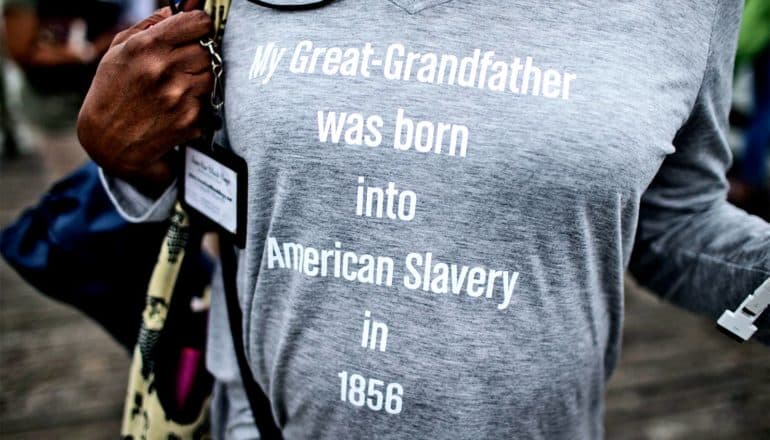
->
[246,0,334,10]
[170,0,333,13]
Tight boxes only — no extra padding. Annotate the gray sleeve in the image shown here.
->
[629,0,770,344]
[211,380,261,440]
[99,167,177,223]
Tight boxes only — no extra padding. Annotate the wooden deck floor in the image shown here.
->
[1,153,769,439]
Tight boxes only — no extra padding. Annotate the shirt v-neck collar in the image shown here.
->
[386,0,454,14]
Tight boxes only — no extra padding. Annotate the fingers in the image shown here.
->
[112,7,172,45]
[146,10,212,47]
[77,4,215,196]
[187,71,215,97]
[158,71,212,112]
[133,7,173,31]
[172,43,211,74]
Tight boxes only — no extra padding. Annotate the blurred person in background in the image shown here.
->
[729,0,770,220]
[1,0,154,179]
[121,0,161,27]
[0,40,20,160]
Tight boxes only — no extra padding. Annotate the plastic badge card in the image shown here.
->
[181,144,247,247]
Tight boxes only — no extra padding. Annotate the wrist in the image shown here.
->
[123,158,178,199]
[132,176,175,199]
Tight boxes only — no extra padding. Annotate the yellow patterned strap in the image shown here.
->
[122,203,212,438]
[142,203,191,330]
[205,0,231,41]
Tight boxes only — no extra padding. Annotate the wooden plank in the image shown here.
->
[605,280,770,440]
[0,418,122,440]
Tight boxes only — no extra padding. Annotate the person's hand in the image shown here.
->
[77,8,213,196]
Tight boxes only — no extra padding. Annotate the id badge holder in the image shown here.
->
[180,143,247,248]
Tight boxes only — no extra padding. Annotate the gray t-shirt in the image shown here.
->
[104,0,770,438]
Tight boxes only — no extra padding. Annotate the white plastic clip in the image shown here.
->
[717,277,770,342]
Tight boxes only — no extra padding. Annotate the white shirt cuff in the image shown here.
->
[99,167,177,223]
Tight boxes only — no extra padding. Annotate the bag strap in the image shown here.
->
[220,236,284,439]
[204,0,231,41]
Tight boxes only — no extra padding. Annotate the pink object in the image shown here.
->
[176,347,203,410]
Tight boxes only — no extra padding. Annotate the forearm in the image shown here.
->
[630,200,770,343]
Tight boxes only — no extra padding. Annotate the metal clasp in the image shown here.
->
[200,38,224,111]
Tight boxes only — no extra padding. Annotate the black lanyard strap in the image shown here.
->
[171,0,333,13]
[221,238,284,440]
[246,0,334,10]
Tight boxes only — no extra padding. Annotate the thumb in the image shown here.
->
[111,7,173,46]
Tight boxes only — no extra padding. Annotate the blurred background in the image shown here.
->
[0,0,768,439]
